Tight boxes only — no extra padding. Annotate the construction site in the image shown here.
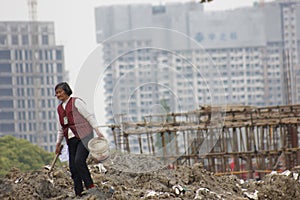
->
[1,0,300,199]
[108,104,300,180]
[2,104,300,200]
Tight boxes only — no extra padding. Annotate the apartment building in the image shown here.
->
[0,21,67,152]
[94,0,300,152]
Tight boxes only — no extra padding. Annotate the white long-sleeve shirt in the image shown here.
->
[56,97,100,144]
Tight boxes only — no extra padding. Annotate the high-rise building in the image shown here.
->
[277,0,300,104]
[0,21,67,152]
[94,1,300,151]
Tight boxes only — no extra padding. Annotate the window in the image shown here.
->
[0,63,11,72]
[39,50,43,59]
[42,35,48,45]
[0,100,13,108]
[56,50,62,60]
[45,50,48,60]
[0,77,12,85]
[0,123,15,132]
[22,35,29,45]
[0,112,14,120]
[11,35,18,45]
[10,25,17,32]
[152,6,166,14]
[18,50,22,60]
[32,35,38,45]
[0,35,7,45]
[20,25,28,33]
[0,50,10,59]
[0,88,12,96]
[57,63,63,73]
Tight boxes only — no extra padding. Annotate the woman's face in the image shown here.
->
[55,88,69,102]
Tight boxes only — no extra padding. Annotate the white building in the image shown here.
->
[94,0,300,152]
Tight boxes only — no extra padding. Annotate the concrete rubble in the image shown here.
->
[1,159,300,200]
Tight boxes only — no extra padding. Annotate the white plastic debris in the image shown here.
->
[199,188,210,193]
[293,173,299,180]
[244,190,259,200]
[270,171,277,175]
[47,178,54,185]
[194,188,210,199]
[239,179,245,184]
[94,163,107,173]
[172,184,184,196]
[145,190,170,198]
[146,190,158,197]
[282,170,291,176]
[14,177,23,184]
[194,188,222,199]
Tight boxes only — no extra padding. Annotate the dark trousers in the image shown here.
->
[68,133,94,195]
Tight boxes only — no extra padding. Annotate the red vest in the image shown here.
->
[57,97,93,143]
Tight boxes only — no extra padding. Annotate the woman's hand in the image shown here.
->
[55,143,62,155]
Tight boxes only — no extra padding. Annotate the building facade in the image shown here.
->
[0,21,67,152]
[94,1,300,152]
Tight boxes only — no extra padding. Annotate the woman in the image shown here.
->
[54,82,104,196]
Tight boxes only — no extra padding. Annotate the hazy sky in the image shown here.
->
[0,0,275,125]
[0,0,272,86]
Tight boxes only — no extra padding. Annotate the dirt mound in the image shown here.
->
[1,161,300,199]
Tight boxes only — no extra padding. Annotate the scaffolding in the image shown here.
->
[107,104,300,179]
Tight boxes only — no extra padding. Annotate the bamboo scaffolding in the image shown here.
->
[109,104,300,179]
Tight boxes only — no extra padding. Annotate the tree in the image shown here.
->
[0,135,53,177]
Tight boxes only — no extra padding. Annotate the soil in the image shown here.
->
[1,155,300,200]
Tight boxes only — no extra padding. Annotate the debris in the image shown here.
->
[14,177,23,184]
[1,160,300,199]
[94,163,107,173]
[282,170,291,177]
[172,184,185,196]
[244,190,259,200]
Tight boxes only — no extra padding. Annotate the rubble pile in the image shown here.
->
[1,161,300,200]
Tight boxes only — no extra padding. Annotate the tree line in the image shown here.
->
[0,135,54,177]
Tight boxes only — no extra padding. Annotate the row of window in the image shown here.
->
[16,99,57,109]
[14,49,63,61]
[14,63,63,74]
[0,111,14,120]
[18,122,57,132]
[0,34,50,46]
[0,76,12,86]
[0,23,52,33]
[0,95,58,108]
[0,123,14,132]
[16,76,57,86]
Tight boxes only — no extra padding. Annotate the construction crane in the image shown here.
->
[27,0,38,21]
[27,0,44,149]
[199,0,213,3]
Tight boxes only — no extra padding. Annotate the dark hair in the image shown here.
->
[55,82,73,96]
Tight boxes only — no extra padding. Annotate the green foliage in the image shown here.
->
[0,135,54,177]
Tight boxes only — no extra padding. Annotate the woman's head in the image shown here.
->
[55,82,73,102]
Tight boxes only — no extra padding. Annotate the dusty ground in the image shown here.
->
[1,155,300,200]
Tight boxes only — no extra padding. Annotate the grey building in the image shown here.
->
[0,21,67,152]
[94,0,300,151]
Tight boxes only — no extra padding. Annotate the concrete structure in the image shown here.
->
[94,0,300,151]
[0,21,67,152]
